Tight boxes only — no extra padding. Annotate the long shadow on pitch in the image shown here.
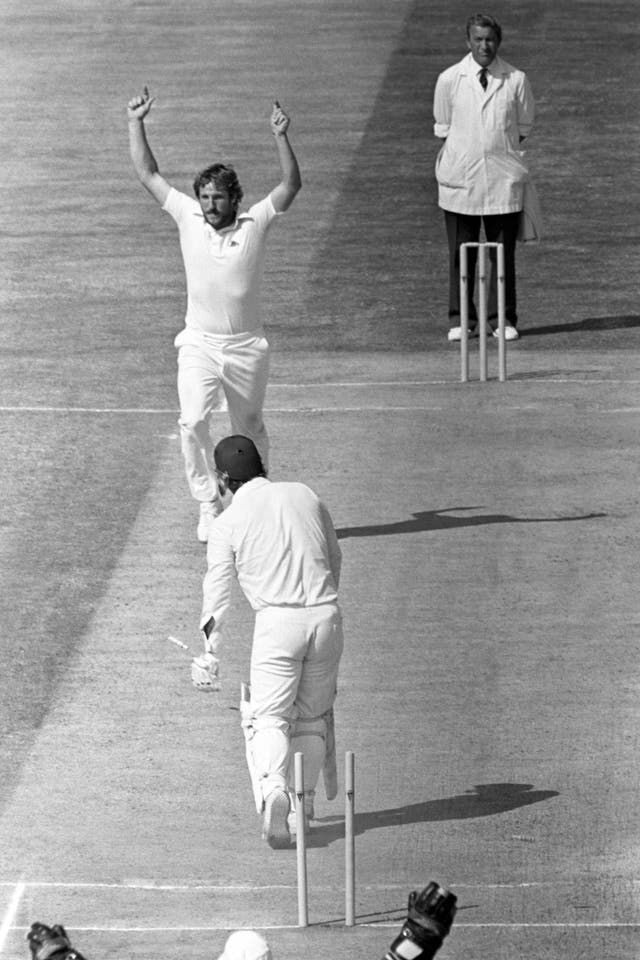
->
[336,507,606,539]
[306,782,559,848]
[523,313,640,336]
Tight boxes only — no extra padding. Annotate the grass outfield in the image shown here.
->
[0,1,639,958]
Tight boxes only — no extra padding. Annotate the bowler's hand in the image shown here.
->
[127,86,155,121]
[270,100,290,136]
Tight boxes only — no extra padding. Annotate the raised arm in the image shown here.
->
[269,101,302,213]
[127,87,171,206]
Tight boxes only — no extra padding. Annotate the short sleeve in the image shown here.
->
[162,187,198,225]
[247,194,280,230]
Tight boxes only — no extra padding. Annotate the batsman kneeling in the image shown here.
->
[197,435,344,848]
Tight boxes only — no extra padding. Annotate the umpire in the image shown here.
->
[196,436,344,848]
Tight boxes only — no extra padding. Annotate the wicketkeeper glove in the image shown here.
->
[191,652,221,692]
[383,882,457,960]
[27,923,88,960]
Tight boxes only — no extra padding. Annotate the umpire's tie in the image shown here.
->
[478,67,488,90]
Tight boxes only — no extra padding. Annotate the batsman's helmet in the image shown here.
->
[214,436,265,481]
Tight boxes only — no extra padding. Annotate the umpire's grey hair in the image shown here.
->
[466,13,502,44]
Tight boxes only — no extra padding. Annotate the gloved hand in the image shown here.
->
[191,652,221,692]
[27,923,88,960]
[383,883,457,960]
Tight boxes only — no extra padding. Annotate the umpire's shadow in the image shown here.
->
[335,507,606,539]
[306,782,559,848]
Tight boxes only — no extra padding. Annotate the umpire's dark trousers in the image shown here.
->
[444,210,521,327]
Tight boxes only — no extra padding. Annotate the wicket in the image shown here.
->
[294,750,356,927]
[345,750,356,926]
[459,241,507,383]
[294,752,309,926]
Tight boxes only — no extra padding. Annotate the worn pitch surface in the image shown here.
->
[1,1,639,958]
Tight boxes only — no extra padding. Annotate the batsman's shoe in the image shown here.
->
[493,324,519,341]
[196,499,223,543]
[262,789,291,849]
[447,325,479,342]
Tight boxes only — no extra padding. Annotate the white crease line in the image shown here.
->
[359,922,640,929]
[281,381,449,387]
[0,404,443,417]
[1,879,637,890]
[0,407,180,414]
[6,404,634,414]
[414,922,640,929]
[1,399,639,416]
[273,379,640,386]
[262,406,440,412]
[7,922,640,933]
[0,882,25,952]
[0,881,292,891]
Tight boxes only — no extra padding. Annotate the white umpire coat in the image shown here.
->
[433,53,535,216]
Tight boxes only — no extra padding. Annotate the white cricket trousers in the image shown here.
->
[175,327,270,502]
[249,602,344,806]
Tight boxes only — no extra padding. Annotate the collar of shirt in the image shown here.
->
[195,210,255,255]
[230,476,271,504]
[464,51,506,80]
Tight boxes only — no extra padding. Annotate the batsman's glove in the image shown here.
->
[383,882,457,960]
[191,652,221,692]
[27,923,88,960]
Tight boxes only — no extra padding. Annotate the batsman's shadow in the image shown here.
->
[335,507,606,539]
[305,782,559,848]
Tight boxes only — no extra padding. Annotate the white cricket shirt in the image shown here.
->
[200,478,342,630]
[163,189,280,335]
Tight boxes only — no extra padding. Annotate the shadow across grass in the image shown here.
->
[305,782,559,848]
[336,507,606,539]
[522,314,640,337]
